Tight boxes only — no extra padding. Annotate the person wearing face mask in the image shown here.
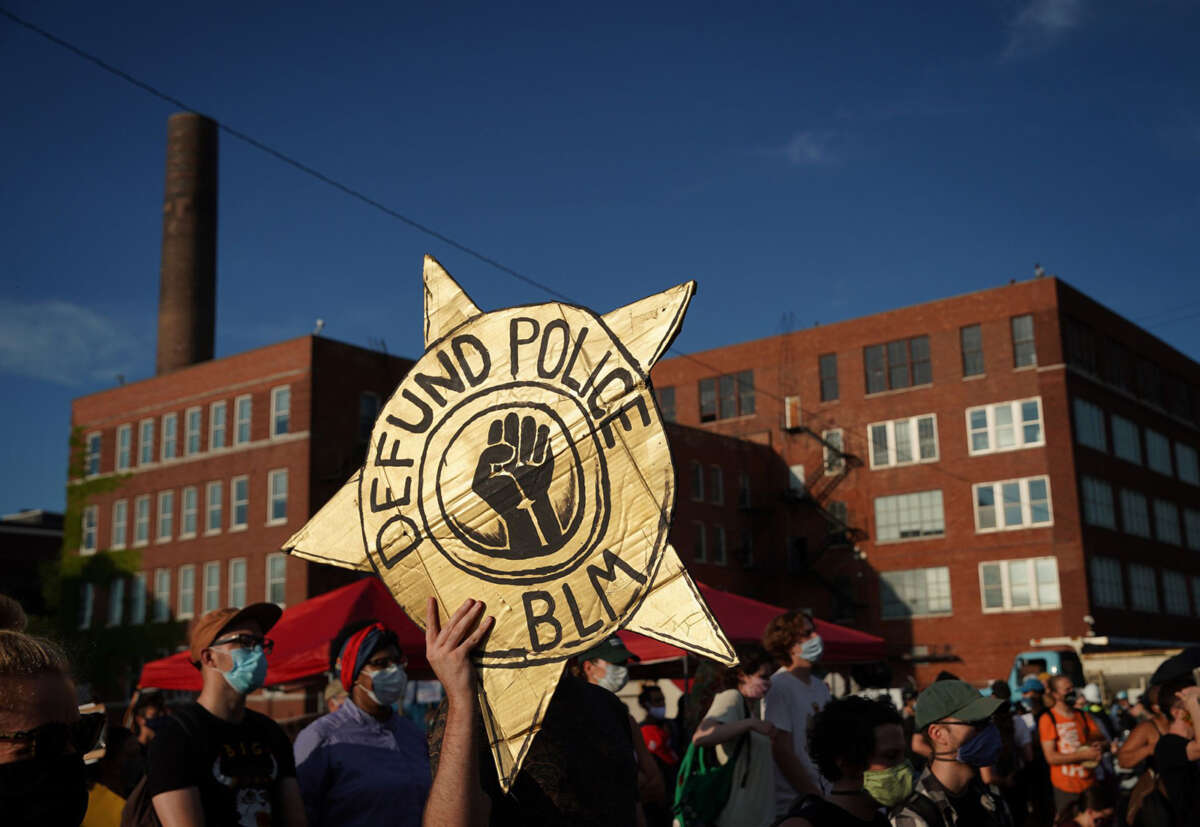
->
[0,628,99,827]
[890,679,1013,827]
[761,609,832,817]
[1150,678,1200,826]
[146,603,305,827]
[1038,675,1107,818]
[293,619,430,827]
[780,695,906,827]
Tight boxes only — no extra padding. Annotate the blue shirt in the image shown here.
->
[294,699,431,827]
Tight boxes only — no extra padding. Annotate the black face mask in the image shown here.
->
[1062,690,1078,706]
[0,752,89,827]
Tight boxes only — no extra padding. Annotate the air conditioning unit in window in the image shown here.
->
[783,396,802,431]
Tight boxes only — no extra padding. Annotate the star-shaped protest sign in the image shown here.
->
[284,256,735,790]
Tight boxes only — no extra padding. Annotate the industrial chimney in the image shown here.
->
[156,112,218,374]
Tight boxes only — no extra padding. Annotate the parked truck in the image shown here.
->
[1008,636,1184,701]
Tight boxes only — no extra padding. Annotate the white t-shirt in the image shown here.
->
[705,689,775,827]
[762,668,831,816]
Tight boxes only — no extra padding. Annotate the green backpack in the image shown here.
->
[672,734,748,827]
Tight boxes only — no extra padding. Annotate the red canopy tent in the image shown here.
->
[138,578,886,691]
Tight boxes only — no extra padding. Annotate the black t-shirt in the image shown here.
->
[146,702,297,827]
[1154,732,1200,826]
[783,794,889,826]
[429,675,636,825]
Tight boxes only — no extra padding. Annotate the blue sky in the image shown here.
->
[2,0,1198,515]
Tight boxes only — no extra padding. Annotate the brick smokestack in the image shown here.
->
[156,112,218,374]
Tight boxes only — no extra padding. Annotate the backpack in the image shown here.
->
[120,706,200,827]
[672,735,747,827]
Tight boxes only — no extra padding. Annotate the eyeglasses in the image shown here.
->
[210,634,274,654]
[365,655,407,670]
[0,712,105,759]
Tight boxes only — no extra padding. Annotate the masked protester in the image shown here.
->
[1054,785,1115,827]
[890,679,1014,827]
[779,695,906,827]
[145,603,305,826]
[293,619,430,827]
[1038,675,1107,817]
[0,629,97,827]
[1151,678,1200,826]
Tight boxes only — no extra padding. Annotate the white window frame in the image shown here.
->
[874,490,945,542]
[180,486,198,539]
[880,566,952,619]
[868,414,939,469]
[1163,571,1191,616]
[267,469,288,526]
[78,583,94,630]
[1185,509,1200,552]
[709,466,724,505]
[203,562,221,614]
[205,481,223,536]
[1129,564,1159,613]
[1146,429,1173,477]
[111,499,128,550]
[177,564,195,620]
[138,418,155,465]
[978,557,1062,613]
[161,413,178,461]
[270,386,291,438]
[266,553,287,606]
[1120,489,1151,538]
[185,406,202,456]
[966,397,1044,456]
[85,431,101,477]
[209,401,227,451]
[823,429,845,473]
[1177,443,1200,486]
[156,490,174,543]
[234,394,252,445]
[1090,556,1125,608]
[972,476,1053,533]
[1154,499,1181,546]
[228,558,247,609]
[130,572,147,625]
[711,524,727,565]
[1079,476,1116,530]
[693,521,706,562]
[153,568,171,622]
[1111,415,1142,465]
[1072,399,1107,452]
[107,578,125,627]
[116,424,132,471]
[231,475,249,530]
[81,505,98,555]
[133,495,150,547]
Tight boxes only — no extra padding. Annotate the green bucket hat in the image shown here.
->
[915,680,1003,730]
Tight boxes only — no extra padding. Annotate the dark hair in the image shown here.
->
[132,691,165,718]
[808,696,902,781]
[762,610,814,665]
[1157,677,1194,716]
[637,683,665,709]
[1059,785,1115,819]
[991,680,1012,701]
[0,594,27,632]
[717,643,775,692]
[328,619,399,672]
[935,670,960,682]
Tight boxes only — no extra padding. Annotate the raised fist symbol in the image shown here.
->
[472,412,563,556]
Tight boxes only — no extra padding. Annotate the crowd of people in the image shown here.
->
[2,589,1199,826]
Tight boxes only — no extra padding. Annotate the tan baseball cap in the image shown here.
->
[188,603,283,665]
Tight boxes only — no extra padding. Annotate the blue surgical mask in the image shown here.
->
[955,722,1002,767]
[362,665,408,707]
[800,634,824,664]
[221,645,268,695]
[649,705,667,719]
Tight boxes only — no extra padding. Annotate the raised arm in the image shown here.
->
[692,715,775,746]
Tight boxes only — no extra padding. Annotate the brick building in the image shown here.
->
[651,276,1200,684]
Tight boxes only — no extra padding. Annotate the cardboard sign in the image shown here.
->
[285,256,735,789]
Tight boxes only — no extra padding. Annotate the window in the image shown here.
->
[231,476,249,529]
[874,491,945,541]
[823,429,845,473]
[1138,359,1163,408]
[185,407,202,455]
[134,495,150,546]
[699,371,755,421]
[1063,317,1097,374]
[153,569,171,622]
[203,562,221,613]
[138,419,155,465]
[868,414,938,468]
[864,335,931,394]
[655,387,676,423]
[84,432,101,476]
[178,565,195,620]
[130,573,147,624]
[738,473,751,508]
[1011,314,1036,367]
[229,559,247,608]
[209,401,227,450]
[81,505,98,554]
[266,554,287,606]
[740,528,754,568]
[690,462,704,502]
[819,353,839,401]
[116,424,132,471]
[161,413,177,461]
[1073,399,1107,452]
[1104,340,1136,394]
[1080,477,1116,529]
[1111,415,1141,464]
[1119,490,1150,537]
[1185,509,1200,551]
[960,324,984,377]
[1154,500,1181,545]
[1166,374,1191,420]
[107,578,124,627]
[235,395,252,445]
[156,491,174,542]
[358,392,381,440]
[711,525,727,565]
[1090,557,1124,608]
[973,477,1052,532]
[693,522,706,562]
[206,481,223,534]
[880,567,951,619]
[1146,430,1173,476]
[979,558,1061,611]
[1176,443,1199,486]
[78,583,94,630]
[709,466,723,505]
[271,386,291,437]
[698,379,715,422]
[966,398,1043,455]
[1163,572,1191,616]
[111,500,128,549]
[267,470,288,524]
[1129,564,1159,612]
[180,487,197,539]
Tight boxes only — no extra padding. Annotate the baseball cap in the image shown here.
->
[188,603,283,665]
[578,635,639,665]
[1019,677,1046,695]
[915,679,1003,730]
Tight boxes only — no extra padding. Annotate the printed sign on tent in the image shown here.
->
[284,255,735,789]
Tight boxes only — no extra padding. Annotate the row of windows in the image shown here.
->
[1073,398,1200,484]
[873,476,1052,542]
[85,387,292,476]
[688,464,754,507]
[1089,557,1200,616]
[880,556,1061,619]
[1079,476,1200,550]
[79,470,289,553]
[77,555,287,628]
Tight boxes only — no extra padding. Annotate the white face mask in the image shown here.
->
[596,662,629,693]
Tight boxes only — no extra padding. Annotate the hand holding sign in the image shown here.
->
[472,412,562,555]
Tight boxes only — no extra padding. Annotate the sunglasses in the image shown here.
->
[209,634,274,654]
[0,711,105,760]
